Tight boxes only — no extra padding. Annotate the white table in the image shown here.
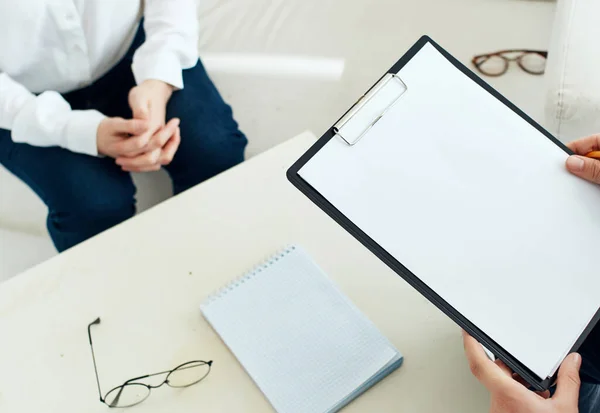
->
[0,132,489,413]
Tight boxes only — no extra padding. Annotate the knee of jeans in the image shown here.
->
[189,124,246,163]
[217,130,247,163]
[170,132,246,194]
[86,196,134,223]
[202,133,247,177]
[50,186,135,228]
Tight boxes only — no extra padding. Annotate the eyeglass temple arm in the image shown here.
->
[88,317,105,402]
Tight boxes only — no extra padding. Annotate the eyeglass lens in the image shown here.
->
[105,383,151,408]
[167,361,212,388]
[476,55,508,76]
[518,53,545,74]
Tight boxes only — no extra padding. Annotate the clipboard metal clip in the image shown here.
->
[334,73,408,146]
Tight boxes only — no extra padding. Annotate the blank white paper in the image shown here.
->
[299,43,600,379]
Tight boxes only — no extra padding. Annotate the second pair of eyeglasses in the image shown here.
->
[472,49,547,77]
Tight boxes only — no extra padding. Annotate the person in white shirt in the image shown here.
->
[0,1,247,251]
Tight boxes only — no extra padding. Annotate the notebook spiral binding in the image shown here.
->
[203,245,297,305]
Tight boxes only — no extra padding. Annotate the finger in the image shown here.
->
[114,134,153,156]
[109,117,149,136]
[511,373,549,399]
[553,353,582,408]
[116,148,161,170]
[494,359,513,377]
[512,373,530,388]
[565,155,600,184]
[462,331,506,389]
[121,163,161,173]
[128,87,150,120]
[566,134,600,155]
[124,118,166,157]
[147,118,180,151]
[160,126,181,165]
[536,390,551,399]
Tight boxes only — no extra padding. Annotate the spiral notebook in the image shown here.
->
[200,246,403,413]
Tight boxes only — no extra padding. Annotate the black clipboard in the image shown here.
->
[287,35,600,391]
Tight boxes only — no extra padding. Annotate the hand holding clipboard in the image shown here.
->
[288,37,600,391]
[463,332,582,413]
[565,135,600,184]
[463,133,600,413]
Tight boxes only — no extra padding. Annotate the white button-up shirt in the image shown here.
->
[0,0,199,156]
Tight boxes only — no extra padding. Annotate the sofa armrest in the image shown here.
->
[545,0,600,143]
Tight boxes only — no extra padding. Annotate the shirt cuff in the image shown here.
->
[11,91,71,147]
[64,110,106,157]
[132,51,185,90]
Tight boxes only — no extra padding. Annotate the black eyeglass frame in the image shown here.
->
[88,317,213,408]
[471,49,548,77]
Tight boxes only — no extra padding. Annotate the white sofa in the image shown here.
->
[0,0,591,280]
[544,0,600,143]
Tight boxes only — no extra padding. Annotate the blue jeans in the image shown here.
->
[0,25,247,252]
[579,383,600,413]
[577,323,600,412]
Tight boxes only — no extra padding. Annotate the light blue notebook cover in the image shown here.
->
[201,246,403,413]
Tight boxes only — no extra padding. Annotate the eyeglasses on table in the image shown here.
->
[88,317,213,408]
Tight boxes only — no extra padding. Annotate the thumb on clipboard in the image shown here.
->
[566,135,600,184]
[462,330,581,413]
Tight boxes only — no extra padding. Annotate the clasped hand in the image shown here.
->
[96,80,180,172]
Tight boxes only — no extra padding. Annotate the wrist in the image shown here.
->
[142,79,174,102]
[96,117,111,157]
